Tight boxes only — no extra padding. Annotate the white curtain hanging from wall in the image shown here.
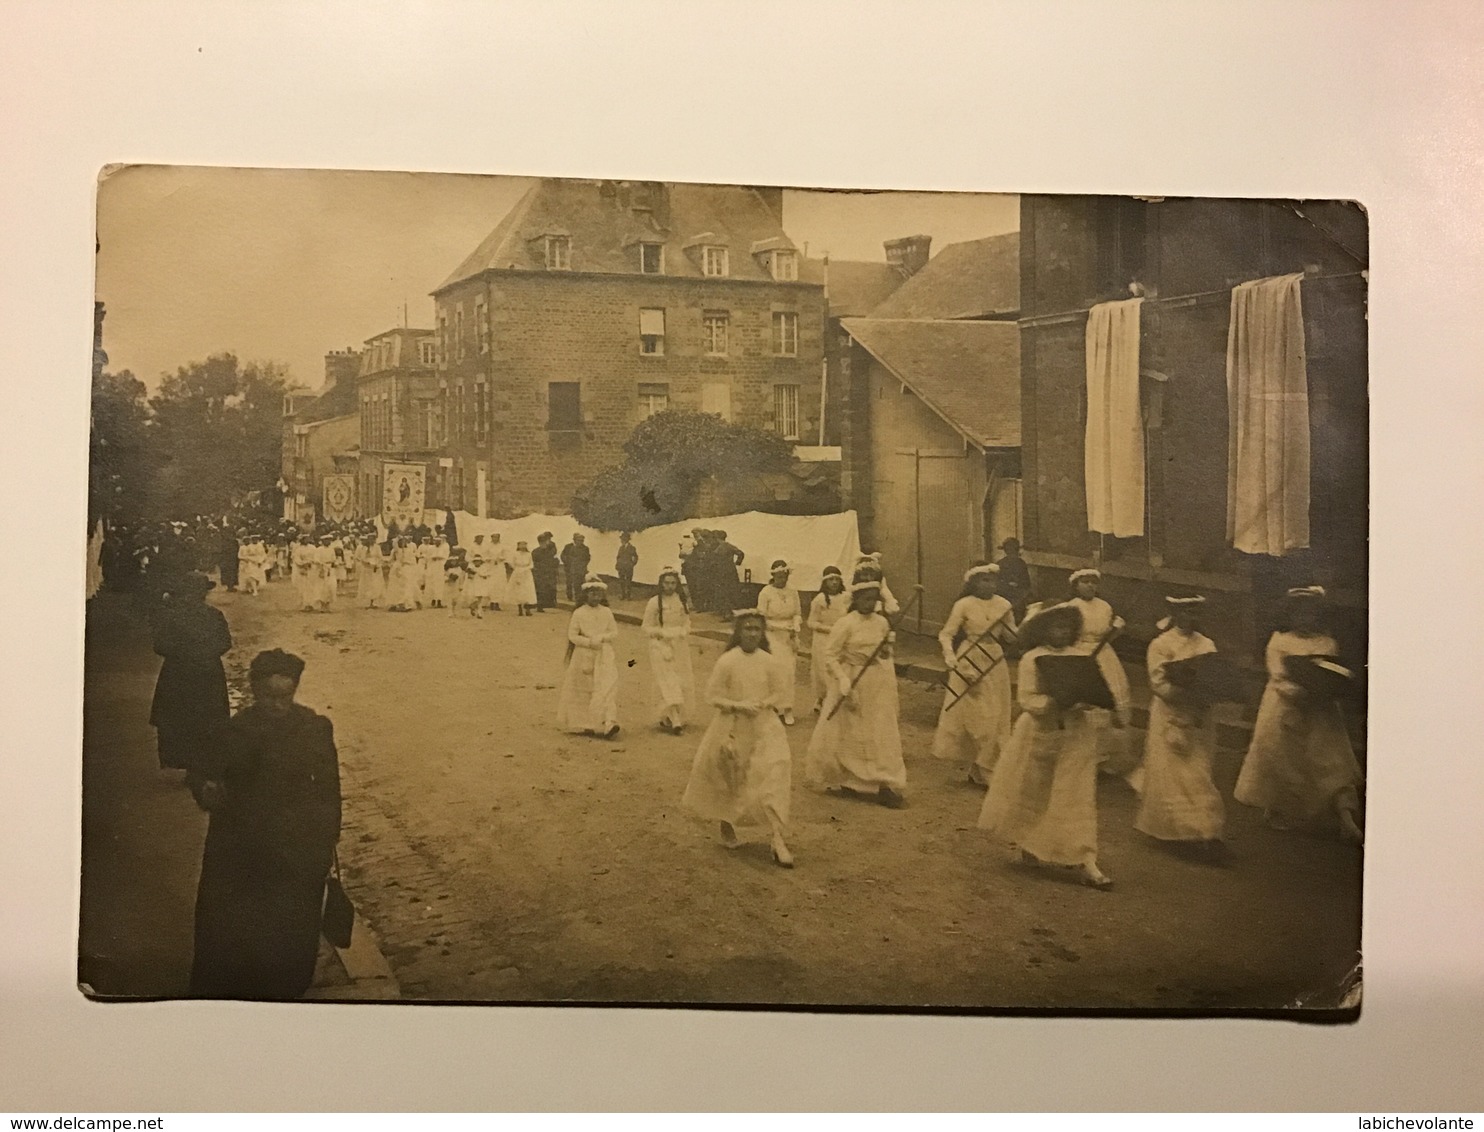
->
[1226,273,1310,556]
[1084,297,1145,537]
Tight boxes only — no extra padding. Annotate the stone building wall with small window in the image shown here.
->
[434,270,825,517]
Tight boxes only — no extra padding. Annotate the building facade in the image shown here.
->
[354,327,443,519]
[430,179,827,517]
[1018,194,1369,658]
[281,347,361,527]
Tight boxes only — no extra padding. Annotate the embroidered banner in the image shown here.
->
[322,474,356,522]
[382,463,426,529]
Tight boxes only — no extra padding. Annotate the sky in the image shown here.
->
[95,166,1016,392]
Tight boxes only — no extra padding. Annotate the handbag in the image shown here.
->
[322,851,355,949]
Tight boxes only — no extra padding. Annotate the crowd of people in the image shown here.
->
[131,508,1364,997]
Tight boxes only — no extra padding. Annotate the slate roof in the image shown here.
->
[800,257,906,318]
[840,318,1021,449]
[436,179,809,293]
[294,378,359,424]
[867,232,1020,320]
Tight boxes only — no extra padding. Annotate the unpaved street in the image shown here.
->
[85,579,1363,1010]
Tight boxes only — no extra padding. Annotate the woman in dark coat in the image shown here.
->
[149,572,231,774]
[532,532,561,612]
[188,648,342,1000]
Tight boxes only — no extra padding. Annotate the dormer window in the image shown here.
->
[702,245,729,277]
[640,242,664,274]
[545,235,571,271]
[769,250,798,281]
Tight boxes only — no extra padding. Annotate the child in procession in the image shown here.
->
[557,576,621,739]
[1134,595,1227,855]
[978,602,1113,889]
[805,580,907,808]
[805,566,848,714]
[681,609,795,867]
[757,559,803,726]
[1234,586,1364,843]
[933,563,1018,786]
[641,566,695,734]
[509,540,537,616]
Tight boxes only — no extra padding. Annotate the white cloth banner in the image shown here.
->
[383,509,863,593]
[1084,297,1146,537]
[1226,273,1310,555]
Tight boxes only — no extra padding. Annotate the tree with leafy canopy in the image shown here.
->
[571,409,794,531]
[147,353,292,519]
[89,368,157,527]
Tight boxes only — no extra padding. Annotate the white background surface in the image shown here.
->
[2,0,1482,1112]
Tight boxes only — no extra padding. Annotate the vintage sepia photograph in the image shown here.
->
[82,167,1368,1013]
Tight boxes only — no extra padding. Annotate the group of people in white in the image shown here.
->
[553,556,1364,884]
[236,529,543,618]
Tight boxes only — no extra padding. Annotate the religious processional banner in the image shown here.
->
[382,463,426,529]
[321,475,355,522]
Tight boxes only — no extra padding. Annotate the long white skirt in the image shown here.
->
[557,643,620,733]
[293,566,315,608]
[362,563,386,606]
[979,709,1102,867]
[1234,686,1362,826]
[809,648,832,709]
[1135,697,1224,841]
[931,652,1013,778]
[806,661,906,792]
[682,707,791,829]
[648,637,696,725]
[509,566,537,606]
[486,562,508,605]
[765,627,798,714]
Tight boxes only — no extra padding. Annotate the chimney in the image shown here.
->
[755,187,784,226]
[323,348,361,389]
[884,234,932,277]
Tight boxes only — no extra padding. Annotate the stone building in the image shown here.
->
[1017,195,1368,659]
[353,327,441,518]
[281,347,361,527]
[430,179,827,517]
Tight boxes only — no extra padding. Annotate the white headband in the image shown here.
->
[964,563,1000,582]
[1069,568,1102,584]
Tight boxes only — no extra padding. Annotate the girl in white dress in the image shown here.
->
[978,602,1113,889]
[806,567,848,713]
[293,537,316,611]
[641,566,695,734]
[1065,568,1133,773]
[933,563,1018,785]
[1234,586,1364,842]
[330,537,349,596]
[681,609,795,867]
[509,541,537,615]
[486,533,509,611]
[313,536,337,611]
[465,552,491,618]
[442,548,466,616]
[237,538,256,596]
[422,536,449,608]
[386,537,417,611]
[757,560,803,726]
[557,576,621,738]
[1135,595,1226,851]
[358,536,386,608]
[806,581,907,808]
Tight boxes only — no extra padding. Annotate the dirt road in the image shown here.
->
[86,578,1363,1011]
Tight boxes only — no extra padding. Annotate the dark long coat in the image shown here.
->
[532,542,560,608]
[189,703,342,1000]
[149,601,232,771]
